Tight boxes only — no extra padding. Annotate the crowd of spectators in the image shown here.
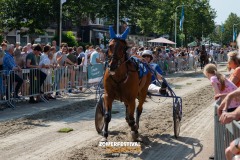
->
[0,39,233,105]
[0,40,107,104]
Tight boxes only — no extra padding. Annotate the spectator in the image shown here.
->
[26,44,47,103]
[141,50,167,95]
[66,47,77,65]
[87,45,94,62]
[227,51,240,87]
[76,46,85,65]
[3,44,23,99]
[21,46,28,69]
[130,47,138,56]
[99,49,105,62]
[77,46,87,91]
[213,48,218,62]
[84,45,90,60]
[14,42,21,56]
[55,44,75,95]
[66,47,77,92]
[137,47,144,56]
[203,63,240,113]
[40,45,50,62]
[0,47,5,98]
[49,47,57,67]
[0,47,5,70]
[26,43,33,53]
[39,45,55,100]
[56,44,75,67]
[1,42,7,52]
[216,88,240,160]
[2,39,9,44]
[90,47,103,65]
[52,40,59,52]
[14,43,24,69]
[225,138,240,160]
[218,87,240,117]
[219,48,224,62]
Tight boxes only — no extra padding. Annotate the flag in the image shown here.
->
[221,24,224,32]
[233,29,238,41]
[179,6,184,31]
[61,0,66,4]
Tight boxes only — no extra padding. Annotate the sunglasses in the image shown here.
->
[142,55,151,58]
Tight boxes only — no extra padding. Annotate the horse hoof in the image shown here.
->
[134,124,139,130]
[130,131,139,142]
[136,136,143,142]
[100,137,107,142]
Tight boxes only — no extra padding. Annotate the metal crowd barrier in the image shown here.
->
[0,70,9,107]
[156,56,198,74]
[214,102,240,160]
[3,64,104,108]
[3,57,198,109]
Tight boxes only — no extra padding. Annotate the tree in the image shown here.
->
[0,0,56,43]
[0,0,217,47]
[221,13,240,45]
[53,31,78,47]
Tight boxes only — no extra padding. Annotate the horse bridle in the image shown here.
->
[106,39,128,71]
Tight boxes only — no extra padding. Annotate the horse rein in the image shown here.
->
[107,39,128,70]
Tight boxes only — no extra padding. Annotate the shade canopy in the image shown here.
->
[148,37,176,44]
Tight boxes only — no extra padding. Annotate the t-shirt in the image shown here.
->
[229,67,240,87]
[77,52,85,65]
[67,53,77,65]
[26,53,37,68]
[39,57,50,74]
[56,51,67,66]
[211,75,240,109]
[40,53,48,62]
[90,51,100,65]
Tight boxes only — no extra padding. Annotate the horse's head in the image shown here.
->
[107,26,129,73]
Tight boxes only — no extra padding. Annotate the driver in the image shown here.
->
[142,50,168,95]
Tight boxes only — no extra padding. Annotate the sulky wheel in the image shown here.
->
[173,98,182,138]
[95,97,105,134]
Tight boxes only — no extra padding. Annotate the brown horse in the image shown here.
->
[199,45,209,69]
[102,27,152,141]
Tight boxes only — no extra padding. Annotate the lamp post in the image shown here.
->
[233,23,239,42]
[174,4,190,48]
[81,30,85,42]
[60,0,66,46]
[117,0,120,34]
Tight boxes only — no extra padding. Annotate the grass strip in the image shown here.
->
[58,128,74,133]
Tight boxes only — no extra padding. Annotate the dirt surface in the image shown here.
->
[0,65,227,160]
[64,84,214,160]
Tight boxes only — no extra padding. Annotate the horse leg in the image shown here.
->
[136,89,148,133]
[124,103,129,123]
[127,101,139,141]
[136,103,143,130]
[101,96,113,142]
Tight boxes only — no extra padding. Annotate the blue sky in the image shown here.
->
[209,0,240,25]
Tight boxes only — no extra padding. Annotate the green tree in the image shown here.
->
[53,31,78,47]
[221,13,240,45]
[0,0,56,43]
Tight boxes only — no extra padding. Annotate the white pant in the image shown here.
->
[148,84,161,94]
